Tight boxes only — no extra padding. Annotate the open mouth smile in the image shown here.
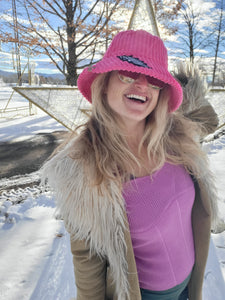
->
[126,94,148,104]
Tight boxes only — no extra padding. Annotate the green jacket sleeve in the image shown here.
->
[70,237,107,300]
[188,180,211,300]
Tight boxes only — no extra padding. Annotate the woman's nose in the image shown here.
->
[134,74,149,87]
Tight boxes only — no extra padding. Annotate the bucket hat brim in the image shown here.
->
[78,56,183,112]
[77,30,183,112]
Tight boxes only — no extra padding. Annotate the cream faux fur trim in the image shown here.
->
[173,62,219,137]
[41,139,130,300]
[41,137,219,299]
[173,62,219,225]
[173,62,210,114]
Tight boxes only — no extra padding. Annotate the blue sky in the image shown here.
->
[0,0,224,76]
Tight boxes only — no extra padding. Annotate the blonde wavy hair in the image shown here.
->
[69,72,208,189]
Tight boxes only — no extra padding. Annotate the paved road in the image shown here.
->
[0,130,68,179]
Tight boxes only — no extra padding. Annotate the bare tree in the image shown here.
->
[12,0,22,85]
[152,0,184,36]
[0,0,129,85]
[128,0,184,38]
[212,0,225,86]
[177,0,216,63]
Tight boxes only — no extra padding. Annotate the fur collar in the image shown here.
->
[173,62,210,114]
[41,140,130,299]
[41,136,218,299]
[40,63,220,298]
[173,62,219,137]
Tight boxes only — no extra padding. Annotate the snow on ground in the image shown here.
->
[0,85,66,142]
[0,113,65,142]
[0,85,225,299]
[0,193,76,300]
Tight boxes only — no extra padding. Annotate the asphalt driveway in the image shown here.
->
[0,130,68,179]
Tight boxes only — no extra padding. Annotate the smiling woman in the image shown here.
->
[42,30,218,300]
[104,71,161,135]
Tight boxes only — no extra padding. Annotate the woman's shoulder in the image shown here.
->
[40,135,86,187]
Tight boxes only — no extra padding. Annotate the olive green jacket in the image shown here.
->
[70,182,213,300]
[42,141,218,300]
[42,63,219,300]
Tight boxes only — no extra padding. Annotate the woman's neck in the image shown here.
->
[123,123,145,148]
[118,120,157,177]
[126,135,153,178]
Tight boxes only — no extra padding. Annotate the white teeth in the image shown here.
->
[126,94,147,102]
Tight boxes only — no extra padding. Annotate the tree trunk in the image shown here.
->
[66,60,78,86]
[65,0,77,86]
[189,22,194,63]
[212,0,223,86]
[67,42,78,86]
[212,39,219,86]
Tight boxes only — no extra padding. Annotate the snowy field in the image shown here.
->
[0,85,225,299]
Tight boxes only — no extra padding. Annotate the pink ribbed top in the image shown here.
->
[123,163,195,291]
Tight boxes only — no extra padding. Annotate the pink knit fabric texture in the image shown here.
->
[123,163,195,291]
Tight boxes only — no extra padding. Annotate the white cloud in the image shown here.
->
[195,49,209,54]
[191,0,215,12]
[167,47,184,54]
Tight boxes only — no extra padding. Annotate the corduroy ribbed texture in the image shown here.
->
[77,30,183,112]
[105,30,168,68]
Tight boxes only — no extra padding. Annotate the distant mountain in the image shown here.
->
[0,69,64,78]
[36,72,65,79]
[0,69,66,84]
[0,70,15,76]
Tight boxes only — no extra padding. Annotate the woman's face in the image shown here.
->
[105,71,161,129]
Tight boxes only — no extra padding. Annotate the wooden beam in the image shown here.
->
[128,0,160,37]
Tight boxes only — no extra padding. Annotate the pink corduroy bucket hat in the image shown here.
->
[77,30,183,112]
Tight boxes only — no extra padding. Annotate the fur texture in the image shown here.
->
[173,62,209,114]
[41,137,218,299]
[41,140,130,300]
[173,62,218,227]
[41,63,219,298]
[173,62,219,136]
